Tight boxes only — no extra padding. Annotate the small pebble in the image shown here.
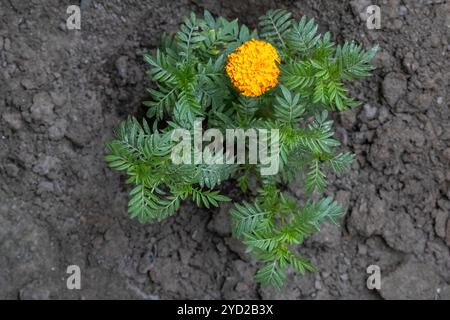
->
[363,103,378,120]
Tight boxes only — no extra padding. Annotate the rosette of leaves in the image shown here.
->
[105,9,377,288]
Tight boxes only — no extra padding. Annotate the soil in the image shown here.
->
[0,0,449,300]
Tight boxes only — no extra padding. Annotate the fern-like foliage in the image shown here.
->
[273,85,305,124]
[106,9,377,288]
[336,42,378,80]
[176,13,207,61]
[231,187,343,288]
[280,19,377,112]
[286,17,320,54]
[259,9,293,49]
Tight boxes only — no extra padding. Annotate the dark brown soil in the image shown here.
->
[0,0,449,299]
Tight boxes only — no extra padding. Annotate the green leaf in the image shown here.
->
[286,17,320,53]
[128,185,181,223]
[289,254,316,275]
[230,202,269,236]
[144,86,177,120]
[191,189,231,209]
[243,231,280,252]
[295,197,344,231]
[259,9,293,48]
[336,42,378,80]
[196,164,236,189]
[104,153,132,171]
[203,9,215,28]
[144,50,177,85]
[274,85,305,124]
[128,185,157,222]
[305,159,326,193]
[176,13,206,60]
[327,152,354,173]
[285,126,340,154]
[255,260,286,288]
[281,60,316,91]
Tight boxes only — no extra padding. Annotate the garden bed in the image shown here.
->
[0,0,449,299]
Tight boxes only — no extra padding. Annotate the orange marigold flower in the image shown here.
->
[225,39,280,97]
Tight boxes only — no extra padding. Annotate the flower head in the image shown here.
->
[226,39,280,97]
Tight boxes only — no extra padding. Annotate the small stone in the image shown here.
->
[442,148,450,163]
[398,5,408,16]
[357,244,368,255]
[438,286,450,300]
[363,103,377,120]
[402,52,419,73]
[2,112,23,130]
[33,155,60,178]
[430,34,441,48]
[48,119,68,140]
[4,38,11,51]
[37,181,54,194]
[50,91,67,107]
[65,129,90,147]
[115,56,128,79]
[314,279,322,290]
[4,163,19,177]
[377,106,390,123]
[21,78,37,90]
[216,242,227,253]
[435,210,448,239]
[340,273,349,281]
[446,220,450,247]
[30,92,55,125]
[382,72,407,107]
[191,230,202,242]
[373,50,394,70]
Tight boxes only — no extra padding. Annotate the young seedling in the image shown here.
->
[105,9,377,288]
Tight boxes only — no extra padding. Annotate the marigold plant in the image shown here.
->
[105,9,377,288]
